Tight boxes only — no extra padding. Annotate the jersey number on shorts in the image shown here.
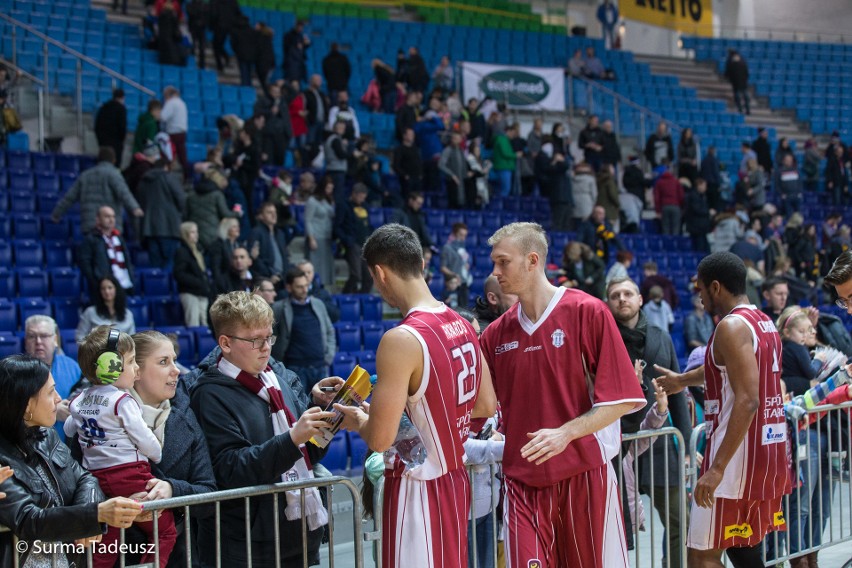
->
[452,342,478,406]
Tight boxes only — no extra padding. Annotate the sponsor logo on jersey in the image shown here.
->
[496,341,519,354]
[704,400,719,415]
[551,329,565,348]
[724,523,753,539]
[524,345,542,352]
[761,424,787,445]
[527,560,541,568]
[773,511,785,526]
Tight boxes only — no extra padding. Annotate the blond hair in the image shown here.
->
[776,306,809,336]
[180,221,198,242]
[209,291,274,338]
[487,222,548,259]
[78,326,135,385]
[132,330,173,369]
[218,217,240,240]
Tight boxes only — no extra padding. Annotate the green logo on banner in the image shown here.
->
[478,70,550,105]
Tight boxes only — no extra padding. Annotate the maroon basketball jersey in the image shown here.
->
[702,305,789,500]
[386,305,482,480]
[480,287,646,487]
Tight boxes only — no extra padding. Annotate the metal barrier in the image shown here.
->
[689,401,852,566]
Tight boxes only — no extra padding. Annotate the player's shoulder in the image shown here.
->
[558,287,611,319]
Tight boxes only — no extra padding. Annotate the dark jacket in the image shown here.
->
[209,237,240,294]
[255,28,276,78]
[173,241,213,297]
[310,279,340,323]
[753,136,773,174]
[684,189,712,237]
[535,152,572,204]
[304,88,330,126]
[699,152,721,186]
[781,339,819,397]
[334,200,372,248]
[562,256,606,299]
[249,224,291,278]
[255,95,294,142]
[392,143,423,180]
[77,229,137,294]
[157,8,184,66]
[725,57,749,90]
[389,205,432,248]
[322,50,351,92]
[209,0,241,32]
[406,53,429,93]
[622,163,650,202]
[618,320,692,488]
[644,133,674,169]
[94,99,127,148]
[230,20,258,64]
[0,429,105,567]
[186,179,239,249]
[473,296,501,331]
[271,298,336,365]
[601,131,621,165]
[137,168,186,238]
[185,0,209,35]
[653,171,685,214]
[189,352,327,567]
[395,104,418,142]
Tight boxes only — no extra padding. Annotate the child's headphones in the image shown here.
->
[95,329,124,384]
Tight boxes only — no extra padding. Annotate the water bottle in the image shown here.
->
[386,413,427,470]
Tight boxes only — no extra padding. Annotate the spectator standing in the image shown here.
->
[210,0,241,71]
[392,127,424,197]
[439,131,470,209]
[296,260,340,321]
[282,20,310,82]
[189,292,341,567]
[51,147,143,234]
[227,129,261,219]
[157,1,185,67]
[579,115,605,171]
[473,275,518,331]
[78,205,136,299]
[185,0,209,69]
[327,91,361,140]
[572,162,598,223]
[653,163,685,235]
[335,184,373,293]
[186,171,241,251]
[535,141,573,231]
[304,176,336,290]
[137,159,186,269]
[161,86,189,180]
[825,144,848,205]
[561,242,605,299]
[322,43,351,103]
[802,138,821,192]
[209,218,243,292]
[271,268,336,391]
[774,137,795,169]
[640,261,679,310]
[288,82,309,165]
[492,124,517,197]
[255,83,293,167]
[684,294,714,348]
[304,74,329,150]
[597,0,619,48]
[389,191,432,249]
[774,153,803,217]
[324,120,351,202]
[684,178,713,252]
[677,127,698,187]
[395,91,419,143]
[724,50,750,114]
[432,55,454,92]
[406,46,430,94]
[75,276,137,341]
[132,99,162,153]
[741,158,766,210]
[644,122,674,169]
[699,145,723,210]
[371,58,398,114]
[125,141,161,198]
[596,163,620,232]
[601,119,621,168]
[622,155,649,205]
[231,15,257,87]
[753,127,773,176]
[95,89,128,167]
[173,221,212,327]
[249,201,291,285]
[440,223,473,309]
[255,23,276,96]
[218,247,255,293]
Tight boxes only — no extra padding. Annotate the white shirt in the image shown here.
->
[161,96,188,134]
[64,384,162,471]
[326,105,360,137]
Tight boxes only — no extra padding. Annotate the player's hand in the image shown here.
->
[693,466,724,508]
[521,427,571,465]
[0,466,13,500]
[333,402,369,433]
[654,365,685,395]
[290,407,337,446]
[312,376,345,407]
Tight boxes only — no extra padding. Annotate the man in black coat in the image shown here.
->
[606,277,692,567]
[249,201,291,286]
[389,191,432,248]
[185,0,209,69]
[724,50,750,115]
[405,46,429,94]
[231,15,257,87]
[189,291,342,568]
[210,0,242,71]
[684,178,713,253]
[254,82,293,166]
[334,184,373,294]
[535,140,572,231]
[752,127,772,176]
[304,74,330,150]
[282,20,310,81]
[392,127,423,197]
[321,43,351,102]
[94,89,127,167]
[77,205,136,298]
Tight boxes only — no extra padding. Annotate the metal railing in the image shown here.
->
[679,24,852,44]
[0,56,46,150]
[1,12,155,150]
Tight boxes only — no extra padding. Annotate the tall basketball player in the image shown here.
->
[337,223,496,568]
[657,252,789,568]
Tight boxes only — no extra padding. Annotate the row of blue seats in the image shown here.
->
[0,214,83,242]
[334,321,399,353]
[685,36,852,54]
[0,150,94,172]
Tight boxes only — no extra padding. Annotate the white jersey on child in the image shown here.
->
[64,384,162,471]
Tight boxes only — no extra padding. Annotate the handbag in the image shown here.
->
[3,107,22,132]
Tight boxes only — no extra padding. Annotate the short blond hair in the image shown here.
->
[218,217,239,240]
[487,222,548,259]
[209,291,274,338]
[180,221,198,242]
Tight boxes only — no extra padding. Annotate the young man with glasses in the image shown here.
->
[189,291,343,568]
[827,250,852,314]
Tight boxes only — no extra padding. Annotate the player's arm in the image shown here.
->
[520,402,636,465]
[693,318,760,508]
[471,352,496,419]
[654,364,705,394]
[335,328,420,452]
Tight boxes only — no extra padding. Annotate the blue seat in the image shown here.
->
[31,152,55,171]
[331,351,356,378]
[17,268,49,297]
[51,298,80,330]
[12,214,40,239]
[360,296,383,322]
[361,322,383,351]
[42,215,70,240]
[336,295,361,322]
[55,154,80,174]
[16,298,51,326]
[9,190,35,213]
[149,296,183,326]
[6,150,30,170]
[50,268,81,297]
[139,268,172,296]
[0,267,13,297]
[335,323,361,352]
[159,326,197,365]
[0,333,21,358]
[190,326,216,359]
[347,431,370,475]
[58,328,78,359]
[13,240,44,267]
[35,172,60,192]
[353,350,377,375]
[44,241,73,267]
[319,431,349,475]
[9,171,34,191]
[126,297,150,328]
[0,299,15,331]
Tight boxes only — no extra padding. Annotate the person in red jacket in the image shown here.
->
[654,161,686,235]
[288,81,309,166]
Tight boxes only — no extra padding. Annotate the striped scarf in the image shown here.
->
[102,230,132,289]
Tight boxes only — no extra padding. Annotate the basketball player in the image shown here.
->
[336,223,497,568]
[656,252,789,567]
[479,223,646,568]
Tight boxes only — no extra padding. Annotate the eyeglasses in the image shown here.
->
[25,333,55,342]
[836,297,852,310]
[228,335,277,349]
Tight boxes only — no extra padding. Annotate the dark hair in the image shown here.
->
[113,88,125,99]
[615,250,634,264]
[697,252,747,296]
[147,99,162,112]
[762,277,788,294]
[285,268,307,286]
[98,146,116,164]
[455,308,476,325]
[0,355,51,449]
[314,176,335,204]
[826,250,852,287]
[362,223,424,279]
[451,222,468,235]
[95,275,128,321]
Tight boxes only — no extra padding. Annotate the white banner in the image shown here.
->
[461,62,565,112]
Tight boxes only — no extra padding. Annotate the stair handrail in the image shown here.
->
[679,23,852,44]
[0,56,44,87]
[0,55,47,150]
[0,12,156,98]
